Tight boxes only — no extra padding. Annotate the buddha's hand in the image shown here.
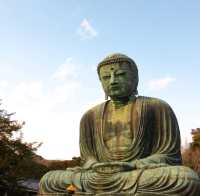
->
[82,158,98,170]
[66,166,82,172]
[134,160,168,169]
[92,161,135,174]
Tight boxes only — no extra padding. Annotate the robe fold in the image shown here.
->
[80,96,181,166]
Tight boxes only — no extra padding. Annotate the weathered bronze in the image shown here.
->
[39,53,200,195]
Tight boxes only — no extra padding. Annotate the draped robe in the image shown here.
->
[39,96,200,195]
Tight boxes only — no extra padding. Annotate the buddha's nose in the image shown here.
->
[110,73,118,85]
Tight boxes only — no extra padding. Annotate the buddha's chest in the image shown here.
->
[103,102,133,152]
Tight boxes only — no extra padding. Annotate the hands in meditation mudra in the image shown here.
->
[39,53,200,195]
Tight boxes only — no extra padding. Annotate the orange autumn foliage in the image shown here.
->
[182,148,200,176]
[182,128,200,177]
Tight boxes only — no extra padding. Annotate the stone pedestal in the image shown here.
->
[37,193,167,196]
[37,193,168,196]
[37,194,68,196]
[74,193,166,196]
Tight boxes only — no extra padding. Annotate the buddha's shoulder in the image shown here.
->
[137,96,171,108]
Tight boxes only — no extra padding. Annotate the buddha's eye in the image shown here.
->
[102,75,111,80]
[115,71,126,77]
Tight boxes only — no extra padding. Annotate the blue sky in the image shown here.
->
[0,0,200,159]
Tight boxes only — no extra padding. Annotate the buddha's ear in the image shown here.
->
[105,93,108,100]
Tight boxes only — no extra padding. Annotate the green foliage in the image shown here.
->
[0,104,44,192]
[0,102,81,194]
[191,129,200,149]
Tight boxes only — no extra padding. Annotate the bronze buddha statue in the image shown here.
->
[39,53,200,195]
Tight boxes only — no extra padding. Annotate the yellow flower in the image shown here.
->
[67,184,76,194]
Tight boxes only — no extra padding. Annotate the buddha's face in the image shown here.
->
[99,62,137,100]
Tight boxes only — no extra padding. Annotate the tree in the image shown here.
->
[182,128,200,177]
[0,104,43,193]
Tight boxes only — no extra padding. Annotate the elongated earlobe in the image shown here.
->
[105,93,108,100]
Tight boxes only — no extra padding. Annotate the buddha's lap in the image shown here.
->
[40,165,199,188]
[134,165,199,185]
[40,170,74,190]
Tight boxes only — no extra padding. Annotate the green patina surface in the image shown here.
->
[39,53,200,195]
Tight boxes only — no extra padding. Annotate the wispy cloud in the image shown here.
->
[148,77,176,91]
[77,18,97,40]
[0,80,8,88]
[0,78,82,159]
[52,58,77,81]
[0,58,84,159]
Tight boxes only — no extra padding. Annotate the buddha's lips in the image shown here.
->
[110,86,120,90]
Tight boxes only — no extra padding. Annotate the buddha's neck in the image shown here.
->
[111,94,136,108]
[111,99,128,108]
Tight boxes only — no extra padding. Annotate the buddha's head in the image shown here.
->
[98,53,139,101]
